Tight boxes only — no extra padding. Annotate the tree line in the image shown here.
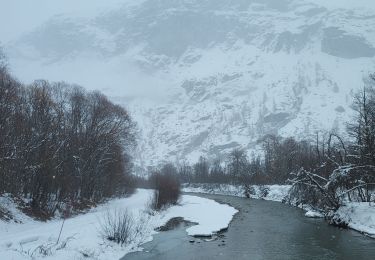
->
[161,136,320,186]
[0,56,136,218]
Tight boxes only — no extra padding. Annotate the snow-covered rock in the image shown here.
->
[305,210,324,218]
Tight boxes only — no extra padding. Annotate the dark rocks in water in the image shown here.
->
[189,240,195,243]
[193,234,213,239]
[155,217,190,231]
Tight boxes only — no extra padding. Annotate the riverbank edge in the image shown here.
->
[182,183,375,238]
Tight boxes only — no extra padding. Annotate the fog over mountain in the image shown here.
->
[2,0,375,169]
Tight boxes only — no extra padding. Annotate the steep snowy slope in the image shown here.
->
[2,0,375,167]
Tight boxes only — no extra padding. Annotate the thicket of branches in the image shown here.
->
[289,76,375,210]
[0,59,136,217]
[149,163,181,210]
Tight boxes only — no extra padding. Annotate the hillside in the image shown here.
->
[3,0,375,167]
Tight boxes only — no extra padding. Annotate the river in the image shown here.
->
[123,193,375,260]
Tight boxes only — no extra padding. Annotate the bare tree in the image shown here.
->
[226,148,250,184]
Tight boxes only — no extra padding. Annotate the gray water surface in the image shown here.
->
[123,193,375,260]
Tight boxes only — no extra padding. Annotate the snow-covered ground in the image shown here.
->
[333,202,375,238]
[182,183,375,238]
[0,189,237,260]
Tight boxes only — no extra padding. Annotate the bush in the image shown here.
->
[0,206,12,221]
[259,185,270,198]
[243,184,255,198]
[149,164,181,210]
[100,209,135,245]
[288,168,340,211]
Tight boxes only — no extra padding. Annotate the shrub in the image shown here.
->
[259,185,270,198]
[243,184,255,198]
[100,209,135,245]
[0,205,13,221]
[149,164,181,210]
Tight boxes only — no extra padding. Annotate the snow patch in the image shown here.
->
[160,195,238,236]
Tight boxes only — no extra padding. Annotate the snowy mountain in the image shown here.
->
[3,0,375,168]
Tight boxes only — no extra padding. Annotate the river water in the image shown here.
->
[123,193,375,260]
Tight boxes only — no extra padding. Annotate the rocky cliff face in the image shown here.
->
[4,0,375,168]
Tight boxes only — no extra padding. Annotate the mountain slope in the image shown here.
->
[3,0,375,167]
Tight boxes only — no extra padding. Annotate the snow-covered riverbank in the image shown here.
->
[332,202,375,238]
[182,183,291,202]
[0,189,237,259]
[183,183,375,238]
